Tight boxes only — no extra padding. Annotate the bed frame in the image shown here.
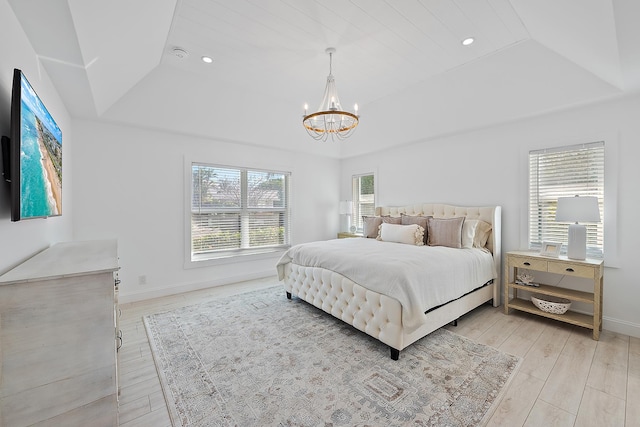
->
[281,203,501,360]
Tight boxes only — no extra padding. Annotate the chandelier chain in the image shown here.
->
[329,51,333,75]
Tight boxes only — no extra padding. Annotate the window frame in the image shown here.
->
[185,159,291,268]
[351,172,376,233]
[528,141,604,258]
[512,135,622,268]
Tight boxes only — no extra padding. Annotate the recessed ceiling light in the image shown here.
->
[201,56,213,64]
[462,37,475,46]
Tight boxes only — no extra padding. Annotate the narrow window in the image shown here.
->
[352,173,375,232]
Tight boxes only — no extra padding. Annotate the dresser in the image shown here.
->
[504,250,604,339]
[0,240,120,426]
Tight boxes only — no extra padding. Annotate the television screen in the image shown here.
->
[8,69,62,221]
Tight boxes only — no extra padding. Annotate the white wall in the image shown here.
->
[72,119,340,302]
[3,0,637,339]
[0,1,73,274]
[341,94,640,338]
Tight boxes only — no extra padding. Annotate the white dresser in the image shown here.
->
[0,240,119,426]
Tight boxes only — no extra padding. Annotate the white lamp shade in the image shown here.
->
[339,201,353,215]
[555,196,600,223]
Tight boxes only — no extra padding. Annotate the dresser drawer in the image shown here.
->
[510,257,548,271]
[548,261,594,279]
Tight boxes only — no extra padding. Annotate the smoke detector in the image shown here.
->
[172,47,189,59]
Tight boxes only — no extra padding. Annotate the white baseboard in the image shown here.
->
[118,270,277,304]
[121,278,640,340]
[569,306,640,339]
[603,316,640,339]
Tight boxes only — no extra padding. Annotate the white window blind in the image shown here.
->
[191,163,290,260]
[529,142,604,258]
[352,173,375,231]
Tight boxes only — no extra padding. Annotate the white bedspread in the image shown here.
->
[276,238,496,332]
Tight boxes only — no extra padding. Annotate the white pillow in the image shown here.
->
[461,219,478,248]
[473,220,493,248]
[461,219,493,248]
[377,223,425,245]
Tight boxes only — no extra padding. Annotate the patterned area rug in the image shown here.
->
[144,286,520,427]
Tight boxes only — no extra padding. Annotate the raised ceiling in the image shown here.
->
[9,0,640,158]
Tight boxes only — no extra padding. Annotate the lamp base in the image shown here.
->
[567,223,587,260]
[341,215,352,233]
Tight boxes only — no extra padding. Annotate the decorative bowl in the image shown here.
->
[531,294,571,314]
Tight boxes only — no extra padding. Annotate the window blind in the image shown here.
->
[529,142,604,258]
[191,163,290,259]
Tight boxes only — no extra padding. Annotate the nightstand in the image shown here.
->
[337,232,362,239]
[504,250,604,340]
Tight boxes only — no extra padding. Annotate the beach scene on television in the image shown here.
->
[19,73,62,219]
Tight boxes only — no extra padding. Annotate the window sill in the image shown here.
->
[184,247,288,269]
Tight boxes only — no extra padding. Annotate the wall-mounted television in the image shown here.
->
[2,69,62,221]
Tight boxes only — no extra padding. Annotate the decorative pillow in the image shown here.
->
[461,219,479,248]
[382,216,402,225]
[461,219,494,248]
[377,223,424,245]
[473,220,492,248]
[363,216,402,238]
[401,214,431,245]
[427,217,465,248]
[362,216,383,238]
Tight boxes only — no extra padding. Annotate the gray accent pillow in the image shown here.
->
[427,217,465,248]
[362,216,383,238]
[382,216,402,225]
[362,216,402,238]
[401,214,431,245]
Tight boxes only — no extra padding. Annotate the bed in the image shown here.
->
[276,203,501,360]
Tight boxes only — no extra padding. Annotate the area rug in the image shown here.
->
[144,286,520,427]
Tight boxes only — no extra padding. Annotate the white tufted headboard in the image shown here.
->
[375,203,502,298]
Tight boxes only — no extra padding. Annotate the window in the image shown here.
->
[190,163,290,262]
[351,173,375,231]
[529,142,604,258]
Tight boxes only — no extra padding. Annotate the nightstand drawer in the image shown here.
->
[548,261,594,278]
[337,232,362,239]
[510,257,548,271]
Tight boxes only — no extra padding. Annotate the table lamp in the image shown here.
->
[339,200,353,232]
[555,196,600,260]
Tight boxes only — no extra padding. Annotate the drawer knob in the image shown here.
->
[566,268,574,272]
[523,262,531,266]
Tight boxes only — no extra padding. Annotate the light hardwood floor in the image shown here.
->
[117,277,640,427]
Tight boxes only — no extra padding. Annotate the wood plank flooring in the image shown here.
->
[117,277,640,426]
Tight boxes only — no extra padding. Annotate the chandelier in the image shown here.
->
[302,47,359,141]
